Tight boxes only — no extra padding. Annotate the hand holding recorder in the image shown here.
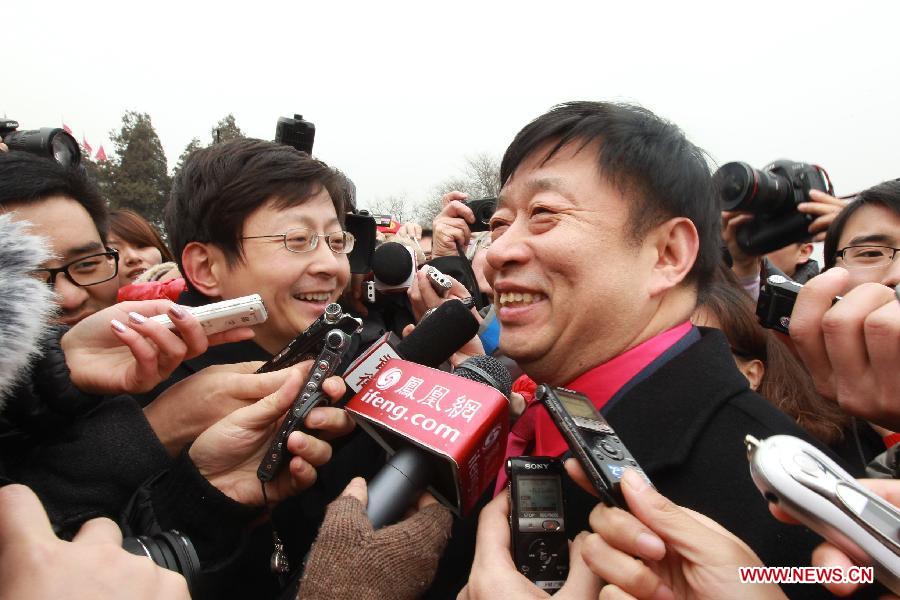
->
[189,366,352,506]
[143,360,353,457]
[459,490,601,600]
[62,298,257,395]
[566,463,782,600]
[535,385,650,507]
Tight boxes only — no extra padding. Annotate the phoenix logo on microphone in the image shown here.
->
[376,367,403,390]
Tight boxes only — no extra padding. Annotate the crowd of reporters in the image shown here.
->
[1,101,899,599]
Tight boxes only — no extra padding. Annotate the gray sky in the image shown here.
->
[6,0,900,211]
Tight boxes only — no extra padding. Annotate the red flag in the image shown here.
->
[95,145,108,162]
[62,123,73,135]
[82,136,93,155]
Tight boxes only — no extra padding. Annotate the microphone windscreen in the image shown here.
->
[395,300,478,367]
[0,215,57,403]
[453,355,512,396]
[372,242,414,286]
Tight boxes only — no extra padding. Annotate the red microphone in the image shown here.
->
[346,355,511,527]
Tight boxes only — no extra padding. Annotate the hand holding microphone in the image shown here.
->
[298,477,452,600]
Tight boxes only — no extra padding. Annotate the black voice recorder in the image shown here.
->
[256,303,361,374]
[535,385,651,507]
[506,456,569,591]
[257,329,353,482]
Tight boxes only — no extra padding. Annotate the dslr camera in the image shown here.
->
[714,159,833,256]
[0,119,81,167]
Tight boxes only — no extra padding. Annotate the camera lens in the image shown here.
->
[714,162,791,215]
[51,133,80,167]
[122,530,201,594]
[474,199,497,225]
[2,128,81,168]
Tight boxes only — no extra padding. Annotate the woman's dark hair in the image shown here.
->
[109,209,174,262]
[697,266,849,444]
[824,179,900,270]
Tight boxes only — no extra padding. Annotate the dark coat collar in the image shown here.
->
[604,327,752,474]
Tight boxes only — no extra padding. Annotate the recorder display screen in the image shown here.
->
[517,475,561,517]
[559,393,598,421]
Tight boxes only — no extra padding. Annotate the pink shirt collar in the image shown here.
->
[535,320,693,457]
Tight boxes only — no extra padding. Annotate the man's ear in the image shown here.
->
[797,242,814,264]
[181,242,227,298]
[646,217,699,297]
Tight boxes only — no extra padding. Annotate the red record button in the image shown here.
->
[542,520,561,531]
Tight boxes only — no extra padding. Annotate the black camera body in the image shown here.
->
[465,197,497,232]
[757,274,841,335]
[757,274,804,334]
[714,159,833,256]
[0,119,81,167]
[536,385,650,507]
[275,114,316,155]
[506,456,569,591]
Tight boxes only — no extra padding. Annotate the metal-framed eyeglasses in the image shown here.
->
[31,248,120,287]
[240,228,355,254]
[835,245,900,269]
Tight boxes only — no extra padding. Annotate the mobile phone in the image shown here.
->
[535,385,651,507]
[746,434,900,594]
[257,329,354,482]
[425,265,453,296]
[256,303,361,374]
[506,456,569,591]
[149,294,267,336]
[757,275,841,335]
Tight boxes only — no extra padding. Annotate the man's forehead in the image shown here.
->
[498,140,603,209]
[843,204,900,245]
[498,176,574,209]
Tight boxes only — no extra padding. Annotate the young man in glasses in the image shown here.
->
[164,138,352,359]
[0,153,120,326]
[790,180,900,472]
[148,138,387,599]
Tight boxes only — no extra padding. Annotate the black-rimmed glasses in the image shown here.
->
[835,245,900,269]
[31,249,119,287]
[241,228,355,254]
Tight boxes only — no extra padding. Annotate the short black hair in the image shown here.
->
[0,152,109,241]
[824,180,900,270]
[165,138,345,291]
[500,101,720,289]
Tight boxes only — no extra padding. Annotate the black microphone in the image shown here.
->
[372,241,416,291]
[341,299,479,396]
[361,355,512,529]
